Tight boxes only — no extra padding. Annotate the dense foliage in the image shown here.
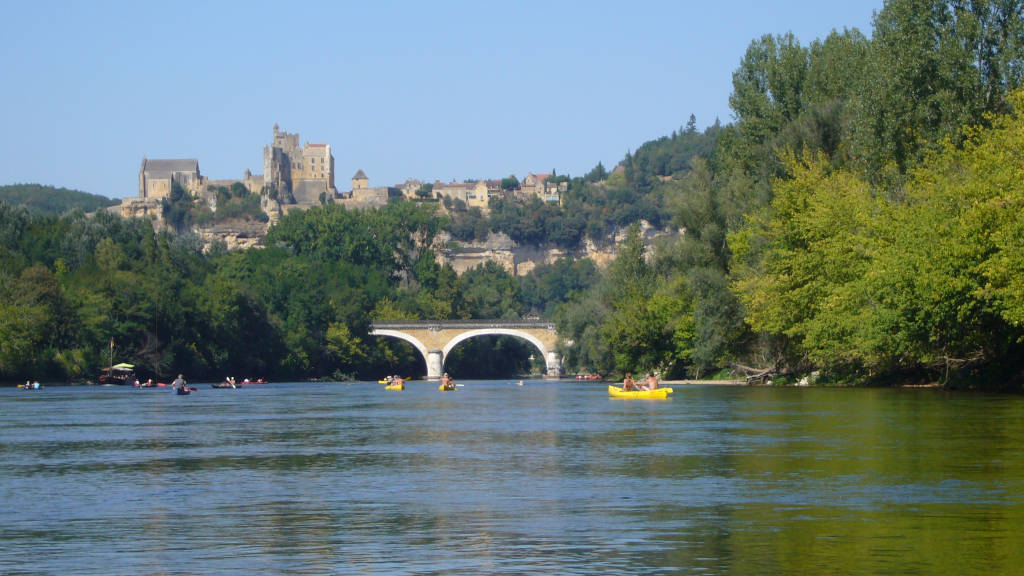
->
[162,182,268,231]
[731,104,1024,386]
[0,184,119,215]
[481,122,720,248]
[196,183,269,225]
[552,0,1024,388]
[0,199,600,383]
[5,0,1024,388]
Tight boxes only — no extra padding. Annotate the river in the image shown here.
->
[2,381,1023,575]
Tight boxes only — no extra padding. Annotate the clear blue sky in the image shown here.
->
[0,0,882,198]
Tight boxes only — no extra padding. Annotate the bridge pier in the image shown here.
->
[545,351,562,379]
[426,350,443,380]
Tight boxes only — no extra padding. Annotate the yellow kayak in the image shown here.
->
[608,385,673,399]
[438,384,456,391]
[385,383,404,391]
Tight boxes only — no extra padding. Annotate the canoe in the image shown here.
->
[385,383,404,391]
[175,387,191,395]
[608,385,673,399]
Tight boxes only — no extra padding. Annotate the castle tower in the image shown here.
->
[353,169,369,191]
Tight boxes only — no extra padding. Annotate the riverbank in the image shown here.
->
[662,379,748,386]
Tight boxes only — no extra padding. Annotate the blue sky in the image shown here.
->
[0,1,882,198]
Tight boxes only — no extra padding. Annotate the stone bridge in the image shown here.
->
[370,320,562,380]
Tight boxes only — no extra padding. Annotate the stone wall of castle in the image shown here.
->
[263,124,335,204]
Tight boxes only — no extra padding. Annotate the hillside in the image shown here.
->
[0,184,119,215]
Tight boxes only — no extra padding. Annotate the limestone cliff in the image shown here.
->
[437,221,676,276]
[194,219,269,251]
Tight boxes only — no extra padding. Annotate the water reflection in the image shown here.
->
[2,383,1023,574]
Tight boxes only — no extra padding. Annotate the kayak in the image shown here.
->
[608,385,673,399]
[438,384,456,391]
[175,387,191,395]
[385,383,404,391]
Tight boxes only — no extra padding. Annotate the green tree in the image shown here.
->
[851,0,1024,185]
[729,152,881,374]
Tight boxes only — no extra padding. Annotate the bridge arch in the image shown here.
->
[442,328,556,377]
[370,321,562,380]
[370,329,431,364]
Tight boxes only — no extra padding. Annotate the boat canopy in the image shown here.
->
[110,363,134,370]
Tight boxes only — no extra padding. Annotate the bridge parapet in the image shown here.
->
[373,320,557,331]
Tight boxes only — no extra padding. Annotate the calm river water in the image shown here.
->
[3,381,1024,575]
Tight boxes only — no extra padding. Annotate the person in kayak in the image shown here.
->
[645,372,659,390]
[171,374,186,392]
[441,373,455,391]
[622,372,636,391]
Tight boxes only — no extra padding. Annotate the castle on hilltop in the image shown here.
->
[264,123,336,204]
[123,125,337,222]
[121,124,566,245]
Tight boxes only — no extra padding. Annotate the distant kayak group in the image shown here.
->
[126,374,267,394]
[15,371,670,400]
[212,376,267,389]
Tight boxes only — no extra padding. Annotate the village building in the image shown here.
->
[519,173,567,204]
[432,180,490,211]
[399,178,425,199]
[485,179,506,202]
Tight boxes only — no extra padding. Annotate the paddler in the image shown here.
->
[441,373,455,391]
[645,372,659,390]
[171,374,186,392]
[622,372,636,391]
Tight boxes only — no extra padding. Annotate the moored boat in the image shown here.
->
[607,385,673,399]
[99,363,135,385]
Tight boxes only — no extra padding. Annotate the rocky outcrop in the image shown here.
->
[438,221,677,276]
[194,219,269,252]
[119,198,161,220]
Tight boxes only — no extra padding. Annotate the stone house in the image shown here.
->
[520,173,565,204]
[433,180,490,211]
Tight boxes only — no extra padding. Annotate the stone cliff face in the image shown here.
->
[194,219,269,251]
[437,221,675,276]
[124,195,675,266]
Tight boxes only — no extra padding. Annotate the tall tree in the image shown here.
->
[851,0,1024,185]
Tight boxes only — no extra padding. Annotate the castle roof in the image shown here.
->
[353,169,368,180]
[142,158,199,176]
